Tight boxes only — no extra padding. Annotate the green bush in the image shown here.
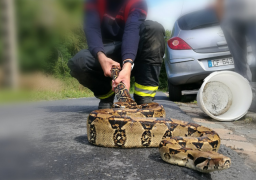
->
[158,29,172,91]
[16,0,86,76]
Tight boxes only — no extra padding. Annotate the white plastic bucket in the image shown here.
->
[197,71,252,121]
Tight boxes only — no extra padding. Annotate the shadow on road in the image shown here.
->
[154,94,169,101]
[74,135,90,145]
[148,152,166,164]
[43,105,96,113]
[148,151,213,180]
[181,167,212,180]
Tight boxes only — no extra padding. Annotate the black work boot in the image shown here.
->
[134,95,154,105]
[98,94,115,109]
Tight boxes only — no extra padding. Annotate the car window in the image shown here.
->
[178,9,219,30]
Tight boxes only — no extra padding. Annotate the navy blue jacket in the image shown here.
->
[84,0,147,62]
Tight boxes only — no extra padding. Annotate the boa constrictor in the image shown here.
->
[87,66,231,173]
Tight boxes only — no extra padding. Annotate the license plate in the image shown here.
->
[208,57,234,67]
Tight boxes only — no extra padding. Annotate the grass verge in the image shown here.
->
[0,89,93,103]
[0,74,167,104]
[0,76,94,104]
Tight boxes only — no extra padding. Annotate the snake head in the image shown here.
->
[111,65,120,80]
[193,151,231,173]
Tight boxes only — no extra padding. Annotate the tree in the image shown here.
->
[2,0,18,89]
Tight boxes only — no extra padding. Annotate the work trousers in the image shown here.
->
[221,18,256,112]
[221,18,256,82]
[68,20,165,104]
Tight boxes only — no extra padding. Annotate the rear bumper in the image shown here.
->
[165,49,235,86]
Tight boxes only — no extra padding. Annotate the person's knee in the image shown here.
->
[138,21,165,65]
[67,58,76,72]
[140,20,165,37]
[68,50,93,78]
[67,57,81,78]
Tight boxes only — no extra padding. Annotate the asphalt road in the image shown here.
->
[0,92,255,180]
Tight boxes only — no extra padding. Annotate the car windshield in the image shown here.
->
[178,9,219,30]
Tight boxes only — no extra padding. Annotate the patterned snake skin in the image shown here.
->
[87,66,231,173]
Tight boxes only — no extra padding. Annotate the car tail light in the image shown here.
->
[167,37,192,50]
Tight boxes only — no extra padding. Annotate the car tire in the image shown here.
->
[168,82,182,101]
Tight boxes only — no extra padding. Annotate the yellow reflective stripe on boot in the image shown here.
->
[134,91,156,97]
[97,89,115,100]
[134,83,158,97]
[135,83,159,91]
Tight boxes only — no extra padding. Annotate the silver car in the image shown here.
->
[165,9,255,101]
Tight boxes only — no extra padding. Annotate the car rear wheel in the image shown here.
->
[168,82,182,101]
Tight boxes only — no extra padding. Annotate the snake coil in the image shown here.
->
[87,65,231,173]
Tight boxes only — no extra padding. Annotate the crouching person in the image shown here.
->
[68,0,165,109]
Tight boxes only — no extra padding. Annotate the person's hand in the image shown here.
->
[112,62,132,91]
[97,52,121,77]
[214,0,224,21]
